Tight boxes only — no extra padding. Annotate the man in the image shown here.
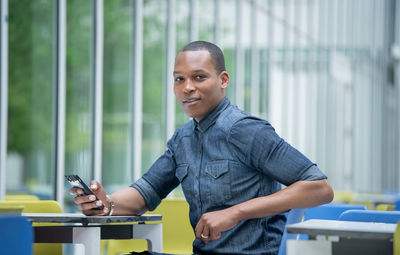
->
[71,41,333,255]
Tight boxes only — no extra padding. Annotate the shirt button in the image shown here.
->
[195,175,199,180]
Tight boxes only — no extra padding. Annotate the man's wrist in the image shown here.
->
[106,195,115,216]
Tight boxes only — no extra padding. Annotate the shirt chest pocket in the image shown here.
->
[205,160,232,205]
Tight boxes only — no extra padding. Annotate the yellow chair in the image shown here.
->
[105,199,194,255]
[0,204,25,214]
[5,194,40,201]
[333,190,354,203]
[348,201,373,210]
[376,203,395,211]
[0,200,63,255]
[394,221,400,255]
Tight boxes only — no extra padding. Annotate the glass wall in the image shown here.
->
[62,0,94,210]
[2,0,400,205]
[7,0,55,199]
[102,0,134,192]
[142,0,167,174]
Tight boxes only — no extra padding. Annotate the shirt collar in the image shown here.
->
[194,97,230,132]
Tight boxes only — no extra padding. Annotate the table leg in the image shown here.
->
[72,227,101,255]
[132,224,163,252]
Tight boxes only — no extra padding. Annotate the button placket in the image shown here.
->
[196,131,203,213]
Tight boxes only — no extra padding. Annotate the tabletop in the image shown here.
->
[286,219,397,240]
[22,213,162,225]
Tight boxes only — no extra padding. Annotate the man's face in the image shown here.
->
[173,50,229,122]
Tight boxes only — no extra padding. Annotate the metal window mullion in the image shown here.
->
[213,0,221,46]
[292,0,301,148]
[315,0,326,179]
[0,0,8,200]
[395,0,400,189]
[189,0,198,42]
[265,0,273,120]
[54,0,67,207]
[383,0,398,190]
[250,0,260,116]
[132,0,143,181]
[91,0,104,182]
[250,0,259,116]
[165,0,176,141]
[369,0,381,191]
[280,0,289,139]
[342,0,353,191]
[235,0,244,109]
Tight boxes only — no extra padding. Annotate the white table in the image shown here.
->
[286,219,397,255]
[23,213,163,255]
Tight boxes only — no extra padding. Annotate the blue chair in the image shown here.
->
[339,209,400,224]
[297,203,367,241]
[278,208,306,255]
[0,215,33,254]
[304,203,367,220]
[395,198,400,211]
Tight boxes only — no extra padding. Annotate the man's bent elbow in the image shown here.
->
[319,179,334,204]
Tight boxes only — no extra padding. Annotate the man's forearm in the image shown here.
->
[231,179,334,221]
[110,187,149,216]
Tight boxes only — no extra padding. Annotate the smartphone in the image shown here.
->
[65,174,104,210]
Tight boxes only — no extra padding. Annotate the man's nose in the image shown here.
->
[183,80,196,93]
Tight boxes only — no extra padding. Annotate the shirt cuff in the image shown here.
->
[130,177,162,211]
[299,164,327,181]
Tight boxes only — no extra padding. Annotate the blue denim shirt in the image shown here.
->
[131,97,327,255]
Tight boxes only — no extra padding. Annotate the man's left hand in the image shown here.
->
[195,207,240,243]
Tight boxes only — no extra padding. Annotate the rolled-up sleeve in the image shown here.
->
[130,136,180,211]
[229,117,327,186]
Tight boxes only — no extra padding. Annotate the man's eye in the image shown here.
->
[195,75,205,80]
[175,77,184,82]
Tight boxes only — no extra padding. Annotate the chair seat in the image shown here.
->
[0,215,33,254]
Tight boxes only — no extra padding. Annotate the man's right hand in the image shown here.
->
[69,180,110,216]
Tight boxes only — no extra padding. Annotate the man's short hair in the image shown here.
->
[180,41,226,75]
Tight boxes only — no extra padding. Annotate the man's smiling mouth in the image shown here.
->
[182,98,200,103]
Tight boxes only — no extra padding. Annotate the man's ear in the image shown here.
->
[219,71,230,89]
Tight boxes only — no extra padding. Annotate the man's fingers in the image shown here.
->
[209,229,221,241]
[77,199,104,211]
[195,219,212,243]
[202,226,210,239]
[74,194,94,204]
[69,187,83,196]
[90,180,98,191]
[70,180,108,216]
[80,202,108,216]
[195,221,204,240]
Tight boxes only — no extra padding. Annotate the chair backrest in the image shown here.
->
[339,209,400,224]
[149,199,194,254]
[395,221,400,254]
[0,215,33,255]
[333,190,354,203]
[376,203,395,211]
[0,200,61,213]
[5,194,40,201]
[105,199,194,255]
[304,203,367,221]
[278,208,306,255]
[0,200,62,255]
